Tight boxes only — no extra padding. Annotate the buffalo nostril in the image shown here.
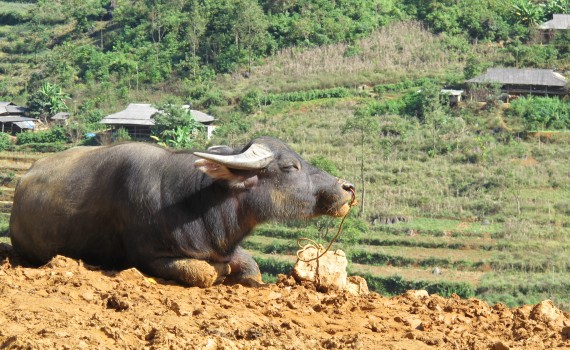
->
[342,182,355,192]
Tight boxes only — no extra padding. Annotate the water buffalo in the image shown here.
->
[10,137,355,287]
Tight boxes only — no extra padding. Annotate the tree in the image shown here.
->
[464,55,489,80]
[511,0,544,27]
[234,0,270,74]
[151,103,205,149]
[184,0,209,79]
[341,105,380,217]
[27,82,70,124]
[66,0,108,33]
[544,0,570,20]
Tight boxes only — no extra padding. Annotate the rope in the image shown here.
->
[296,188,357,263]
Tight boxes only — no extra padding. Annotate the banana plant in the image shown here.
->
[151,125,202,149]
[512,0,544,27]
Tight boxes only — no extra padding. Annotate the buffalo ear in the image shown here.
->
[194,159,258,189]
[195,159,236,181]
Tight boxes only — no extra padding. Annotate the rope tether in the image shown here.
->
[296,188,357,263]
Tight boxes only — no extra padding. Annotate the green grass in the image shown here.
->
[246,234,492,269]
[0,1,34,16]
[0,207,9,235]
[0,1,567,312]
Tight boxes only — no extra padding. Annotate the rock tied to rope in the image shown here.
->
[296,188,358,263]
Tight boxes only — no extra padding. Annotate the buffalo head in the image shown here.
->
[194,136,355,222]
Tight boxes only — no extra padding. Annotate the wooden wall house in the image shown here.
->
[0,102,35,134]
[100,103,216,140]
[539,14,570,43]
[100,104,157,139]
[466,68,568,101]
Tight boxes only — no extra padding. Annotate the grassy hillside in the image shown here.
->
[0,1,569,312]
[205,46,570,309]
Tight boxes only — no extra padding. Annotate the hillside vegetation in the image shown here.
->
[0,0,569,311]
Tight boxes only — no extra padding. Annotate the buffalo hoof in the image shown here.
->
[184,260,231,288]
[148,258,231,288]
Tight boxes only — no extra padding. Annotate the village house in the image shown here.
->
[538,14,570,43]
[100,103,216,139]
[466,68,568,101]
[0,102,35,134]
[50,112,71,125]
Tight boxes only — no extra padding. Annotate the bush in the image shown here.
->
[240,90,263,114]
[0,133,12,151]
[508,96,570,131]
[15,142,70,153]
[113,127,131,143]
[16,127,68,145]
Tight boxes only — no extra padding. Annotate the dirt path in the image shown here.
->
[0,244,568,350]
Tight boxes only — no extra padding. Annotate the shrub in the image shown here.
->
[508,96,570,131]
[0,133,12,151]
[113,128,131,143]
[15,142,70,153]
[16,127,68,145]
[240,90,263,114]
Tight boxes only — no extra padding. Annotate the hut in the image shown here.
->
[100,104,216,139]
[466,68,568,100]
[539,14,570,43]
[440,89,464,106]
[51,112,71,125]
[0,102,35,134]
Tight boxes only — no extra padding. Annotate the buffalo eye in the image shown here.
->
[280,162,300,172]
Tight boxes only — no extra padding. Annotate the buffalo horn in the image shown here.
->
[194,143,274,170]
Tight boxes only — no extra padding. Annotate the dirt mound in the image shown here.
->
[0,243,568,350]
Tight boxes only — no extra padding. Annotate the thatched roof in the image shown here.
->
[101,103,215,126]
[539,14,570,30]
[467,68,567,87]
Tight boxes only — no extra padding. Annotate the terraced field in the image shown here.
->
[0,1,44,99]
[246,204,570,310]
[0,151,44,235]
[0,146,568,311]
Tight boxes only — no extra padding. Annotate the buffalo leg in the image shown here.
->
[147,258,230,288]
[224,246,263,286]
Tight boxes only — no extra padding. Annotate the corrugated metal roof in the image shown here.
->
[0,102,26,115]
[539,14,570,29]
[102,118,155,126]
[14,121,35,129]
[101,103,215,126]
[0,116,36,123]
[182,105,215,123]
[440,89,464,96]
[101,103,159,125]
[467,68,567,87]
[51,112,70,120]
